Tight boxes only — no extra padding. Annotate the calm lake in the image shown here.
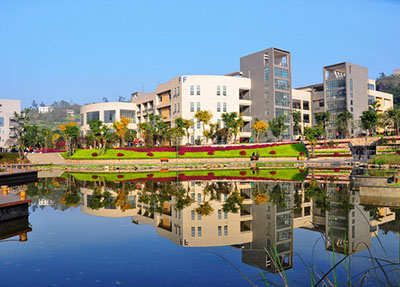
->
[0,168,399,286]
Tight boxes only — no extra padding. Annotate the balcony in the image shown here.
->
[158,218,172,232]
[240,220,252,233]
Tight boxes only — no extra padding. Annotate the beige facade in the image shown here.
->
[0,99,21,148]
[291,89,312,137]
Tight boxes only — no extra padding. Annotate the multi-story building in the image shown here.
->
[241,48,292,140]
[291,89,312,138]
[0,99,21,148]
[131,92,155,126]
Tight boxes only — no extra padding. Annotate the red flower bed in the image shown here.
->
[397,151,400,155]
[207,172,215,177]
[239,150,246,156]
[207,151,214,155]
[299,152,305,156]
[92,152,98,157]
[269,150,276,155]
[117,175,124,179]
[334,152,340,156]
[92,175,98,179]
[147,174,154,178]
[117,153,124,157]
[147,152,154,157]
[269,171,277,175]
[299,169,305,173]
[240,171,247,176]
[43,148,65,153]
[334,168,341,172]
[178,151,185,156]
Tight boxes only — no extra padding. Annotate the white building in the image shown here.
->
[38,106,53,113]
[0,99,21,148]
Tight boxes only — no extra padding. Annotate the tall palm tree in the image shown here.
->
[336,110,353,138]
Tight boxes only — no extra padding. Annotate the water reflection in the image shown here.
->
[7,169,399,285]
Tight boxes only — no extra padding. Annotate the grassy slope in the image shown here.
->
[68,143,307,160]
[67,168,307,182]
[371,154,400,165]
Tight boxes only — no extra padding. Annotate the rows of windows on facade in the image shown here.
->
[191,226,229,237]
[189,102,227,113]
[189,85,227,96]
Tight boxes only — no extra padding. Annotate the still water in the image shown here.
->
[0,168,399,287]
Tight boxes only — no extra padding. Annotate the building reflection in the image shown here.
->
[78,175,397,273]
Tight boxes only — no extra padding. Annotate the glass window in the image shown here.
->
[191,193,195,199]
[264,68,269,82]
[275,92,290,107]
[277,230,291,242]
[197,102,201,111]
[275,79,289,90]
[224,212,228,219]
[303,101,310,110]
[177,103,180,113]
[196,85,200,95]
[223,102,227,112]
[274,67,289,79]
[319,99,325,107]
[177,86,180,96]
[191,227,195,237]
[104,110,116,123]
[190,102,194,112]
[368,96,375,106]
[218,226,222,236]
[326,79,346,90]
[326,90,346,100]
[367,83,375,90]
[197,120,201,129]
[191,210,195,220]
[190,136,194,144]
[275,108,290,123]
[303,114,310,123]
[217,86,220,96]
[197,193,201,203]
[197,214,201,220]
[277,213,291,229]
[198,227,202,237]
[190,85,194,96]
[224,225,228,235]
[217,102,221,112]
[350,79,353,91]
[120,110,136,123]
[218,210,221,219]
[223,86,227,96]
[86,111,99,123]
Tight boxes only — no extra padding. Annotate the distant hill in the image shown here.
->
[29,100,80,130]
[376,73,400,108]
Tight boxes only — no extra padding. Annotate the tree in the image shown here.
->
[268,116,286,141]
[59,122,80,156]
[205,123,220,144]
[252,119,268,143]
[194,110,213,144]
[336,110,353,138]
[181,119,194,144]
[360,108,378,136]
[314,112,330,137]
[12,109,31,160]
[291,110,302,137]
[221,112,243,143]
[31,100,38,110]
[376,73,400,108]
[39,127,52,151]
[304,126,324,157]
[383,108,400,135]
[113,116,131,147]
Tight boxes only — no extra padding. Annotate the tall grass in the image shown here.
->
[370,154,400,165]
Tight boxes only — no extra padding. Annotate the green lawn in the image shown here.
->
[67,143,307,160]
[371,154,400,165]
[67,168,308,182]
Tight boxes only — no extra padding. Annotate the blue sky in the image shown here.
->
[1,0,399,108]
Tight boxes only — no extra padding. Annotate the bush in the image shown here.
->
[92,175,98,179]
[207,151,214,155]
[117,153,124,157]
[178,151,185,156]
[239,171,246,176]
[147,152,154,157]
[269,150,276,154]
[92,152,98,157]
[239,150,246,156]
[117,175,124,179]
[299,152,305,156]
[328,141,335,147]
[269,171,277,175]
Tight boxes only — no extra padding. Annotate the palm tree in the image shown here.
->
[314,112,330,138]
[194,110,213,144]
[336,110,353,138]
[268,116,285,141]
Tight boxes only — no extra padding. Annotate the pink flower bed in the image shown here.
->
[207,151,214,155]
[117,153,124,157]
[240,171,246,176]
[315,146,347,149]
[178,151,185,156]
[239,150,246,156]
[43,148,65,153]
[269,150,276,155]
[334,152,340,156]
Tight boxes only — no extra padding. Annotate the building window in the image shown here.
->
[197,120,201,129]
[190,102,194,112]
[326,79,345,90]
[264,68,269,82]
[190,136,194,144]
[224,225,228,235]
[275,91,290,107]
[275,79,289,90]
[217,86,220,96]
[218,226,222,236]
[319,99,325,107]
[223,86,227,96]
[275,108,290,123]
[303,114,310,123]
[104,110,116,123]
[197,102,201,111]
[303,101,310,110]
[87,111,99,123]
[274,67,289,79]
[223,102,227,112]
[190,85,194,96]
[217,102,221,112]
[197,214,201,220]
[197,193,201,203]
[350,100,353,106]
[218,210,221,219]
[368,96,375,106]
[196,85,201,95]
[350,79,353,91]
[191,227,195,237]
[198,227,202,237]
[177,103,180,113]
[174,88,177,97]
[120,110,136,123]
[368,84,375,90]
[191,210,195,220]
